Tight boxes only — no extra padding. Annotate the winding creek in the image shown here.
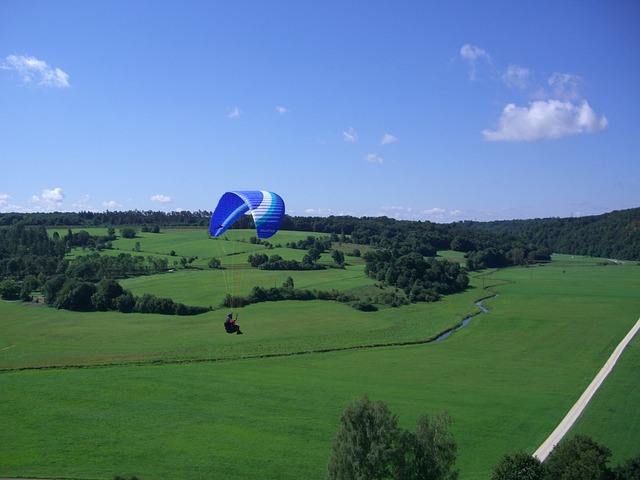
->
[433,298,491,343]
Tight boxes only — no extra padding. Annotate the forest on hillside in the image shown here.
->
[464,207,640,261]
[1,207,637,261]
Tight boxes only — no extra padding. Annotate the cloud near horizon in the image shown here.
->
[150,194,172,203]
[30,187,65,210]
[103,200,121,209]
[2,55,70,87]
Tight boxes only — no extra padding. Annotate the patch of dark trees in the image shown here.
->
[364,250,469,302]
[42,276,208,315]
[248,235,334,271]
[221,278,367,311]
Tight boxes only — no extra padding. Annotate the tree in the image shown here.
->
[66,281,97,312]
[248,253,268,268]
[491,451,543,480]
[304,244,323,266]
[397,413,459,480]
[543,434,612,480]
[327,396,458,480]
[92,278,125,311]
[0,279,20,300]
[613,453,640,480]
[327,395,401,480]
[332,249,345,267]
[115,291,136,313]
[120,227,137,239]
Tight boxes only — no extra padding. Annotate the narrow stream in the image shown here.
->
[433,299,490,343]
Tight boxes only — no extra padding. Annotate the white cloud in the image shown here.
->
[379,133,397,145]
[151,194,172,203]
[547,72,583,100]
[71,194,95,211]
[29,187,65,210]
[461,47,608,142]
[227,107,241,119]
[2,55,70,87]
[422,207,446,215]
[305,207,334,216]
[460,44,490,62]
[460,44,491,80]
[343,127,358,143]
[42,187,65,203]
[364,153,384,164]
[380,206,460,222]
[275,105,289,114]
[482,100,608,141]
[502,64,530,89]
[103,200,121,209]
[0,193,25,213]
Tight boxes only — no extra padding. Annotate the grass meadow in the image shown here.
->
[1,229,639,479]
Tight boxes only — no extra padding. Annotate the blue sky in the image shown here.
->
[1,1,638,222]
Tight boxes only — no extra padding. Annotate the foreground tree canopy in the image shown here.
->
[327,395,458,480]
[491,434,640,480]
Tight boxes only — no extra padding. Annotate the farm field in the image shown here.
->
[1,229,639,479]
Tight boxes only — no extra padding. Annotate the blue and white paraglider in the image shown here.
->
[210,190,285,239]
[209,190,285,331]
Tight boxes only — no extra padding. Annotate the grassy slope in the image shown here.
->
[1,231,639,479]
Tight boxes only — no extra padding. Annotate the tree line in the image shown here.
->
[2,207,637,262]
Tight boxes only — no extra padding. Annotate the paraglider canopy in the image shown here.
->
[210,190,285,239]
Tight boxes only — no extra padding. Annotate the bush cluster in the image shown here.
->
[222,283,357,309]
[43,276,209,315]
[364,251,469,299]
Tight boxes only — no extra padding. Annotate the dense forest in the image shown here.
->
[466,207,640,261]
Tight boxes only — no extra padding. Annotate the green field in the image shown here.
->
[1,229,639,479]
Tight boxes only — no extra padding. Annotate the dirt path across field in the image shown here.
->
[534,316,640,461]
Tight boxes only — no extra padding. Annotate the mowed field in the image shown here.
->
[1,228,639,479]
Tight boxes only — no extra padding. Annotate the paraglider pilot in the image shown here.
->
[224,313,243,335]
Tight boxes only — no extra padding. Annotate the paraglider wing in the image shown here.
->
[210,190,285,239]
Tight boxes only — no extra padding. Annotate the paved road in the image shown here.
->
[534,317,640,461]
